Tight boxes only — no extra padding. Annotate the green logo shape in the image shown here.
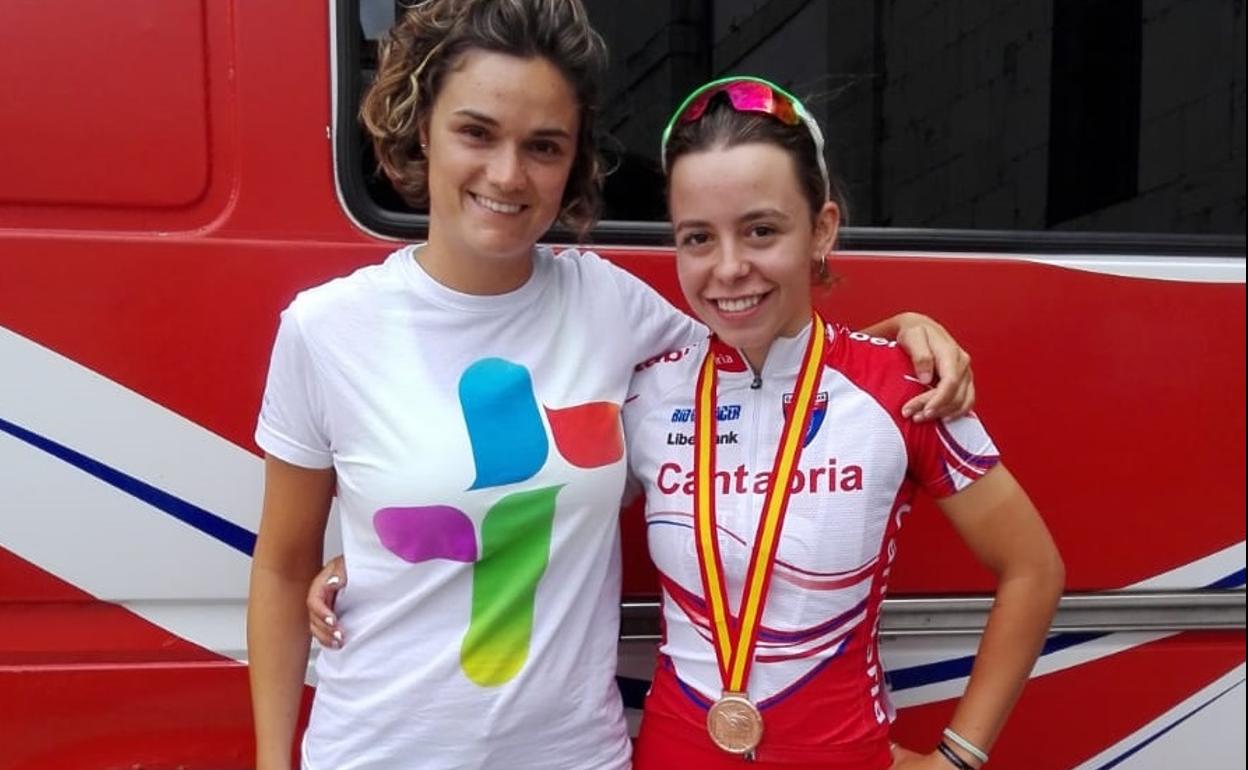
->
[460,484,561,686]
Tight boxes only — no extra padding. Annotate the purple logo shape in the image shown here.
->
[374,505,478,563]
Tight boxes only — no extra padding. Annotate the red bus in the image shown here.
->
[1,2,1243,768]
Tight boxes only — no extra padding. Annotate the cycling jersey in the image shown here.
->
[623,320,999,768]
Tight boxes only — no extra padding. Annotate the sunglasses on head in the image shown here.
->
[660,76,830,196]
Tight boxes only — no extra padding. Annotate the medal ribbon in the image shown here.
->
[693,315,827,691]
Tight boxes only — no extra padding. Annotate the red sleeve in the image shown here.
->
[825,324,1000,498]
[905,414,1000,498]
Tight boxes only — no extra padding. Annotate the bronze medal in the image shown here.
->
[706,691,763,756]
[692,317,827,759]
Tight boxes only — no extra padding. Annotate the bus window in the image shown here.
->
[336,0,1245,243]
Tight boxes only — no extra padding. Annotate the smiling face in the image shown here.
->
[669,142,839,370]
[421,50,580,294]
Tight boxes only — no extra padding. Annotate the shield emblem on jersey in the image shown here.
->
[782,391,828,447]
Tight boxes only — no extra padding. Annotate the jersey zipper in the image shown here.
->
[743,355,765,621]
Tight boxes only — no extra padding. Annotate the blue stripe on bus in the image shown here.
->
[886,564,1244,692]
[885,631,1104,692]
[1093,676,1245,769]
[1206,568,1246,589]
[0,416,257,556]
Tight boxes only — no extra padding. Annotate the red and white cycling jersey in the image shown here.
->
[623,321,1000,766]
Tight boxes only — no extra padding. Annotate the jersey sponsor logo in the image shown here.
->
[847,331,898,348]
[782,391,828,447]
[372,357,622,687]
[667,430,738,446]
[655,458,864,496]
[671,404,742,423]
[635,346,691,372]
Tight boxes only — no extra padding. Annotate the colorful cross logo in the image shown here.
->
[371,358,622,686]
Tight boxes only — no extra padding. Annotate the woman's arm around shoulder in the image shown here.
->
[859,312,975,422]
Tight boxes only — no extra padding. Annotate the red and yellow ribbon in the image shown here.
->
[693,315,828,691]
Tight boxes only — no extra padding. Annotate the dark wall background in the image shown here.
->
[585,0,1245,234]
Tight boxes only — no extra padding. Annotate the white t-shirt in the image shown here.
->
[255,245,701,770]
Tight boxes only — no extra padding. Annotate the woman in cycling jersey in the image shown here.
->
[618,77,1064,770]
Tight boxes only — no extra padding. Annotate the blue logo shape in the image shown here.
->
[459,358,548,489]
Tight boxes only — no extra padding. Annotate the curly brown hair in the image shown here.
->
[360,0,607,239]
